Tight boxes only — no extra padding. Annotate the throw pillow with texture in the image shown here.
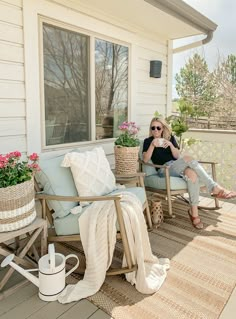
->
[61,147,116,206]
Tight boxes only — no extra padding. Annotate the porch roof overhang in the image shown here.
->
[70,0,217,41]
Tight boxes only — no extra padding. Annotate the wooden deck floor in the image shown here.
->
[1,196,236,319]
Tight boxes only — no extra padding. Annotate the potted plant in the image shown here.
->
[154,101,198,151]
[0,151,40,232]
[114,121,140,174]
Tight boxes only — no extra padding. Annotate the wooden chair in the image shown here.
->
[35,172,152,276]
[139,160,220,217]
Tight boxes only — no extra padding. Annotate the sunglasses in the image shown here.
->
[151,126,162,131]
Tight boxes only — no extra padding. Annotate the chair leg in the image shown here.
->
[166,195,175,218]
[165,168,175,218]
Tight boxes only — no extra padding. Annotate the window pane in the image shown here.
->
[95,39,128,140]
[43,23,90,146]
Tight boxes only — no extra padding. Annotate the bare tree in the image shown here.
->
[213,54,236,116]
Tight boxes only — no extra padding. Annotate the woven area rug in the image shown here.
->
[58,205,236,319]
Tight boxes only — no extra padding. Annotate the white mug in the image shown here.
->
[158,138,164,147]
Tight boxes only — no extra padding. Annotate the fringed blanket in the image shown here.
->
[58,192,170,304]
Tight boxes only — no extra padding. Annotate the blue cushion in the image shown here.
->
[145,174,187,190]
[110,187,145,205]
[54,208,85,235]
[54,187,146,236]
[35,154,78,219]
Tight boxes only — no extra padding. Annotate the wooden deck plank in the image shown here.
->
[89,309,113,319]
[0,283,37,316]
[26,297,75,319]
[0,292,47,319]
[56,299,98,319]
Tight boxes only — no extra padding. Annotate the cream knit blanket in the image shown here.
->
[58,192,170,304]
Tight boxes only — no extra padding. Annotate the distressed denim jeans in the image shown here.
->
[157,158,218,206]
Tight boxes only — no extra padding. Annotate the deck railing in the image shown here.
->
[183,129,236,190]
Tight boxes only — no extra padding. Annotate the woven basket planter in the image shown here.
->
[114,146,140,175]
[0,178,36,232]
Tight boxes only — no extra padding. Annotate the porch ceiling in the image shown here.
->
[70,0,217,40]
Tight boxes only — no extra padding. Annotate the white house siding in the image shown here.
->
[0,0,170,161]
[0,0,25,154]
[132,40,168,140]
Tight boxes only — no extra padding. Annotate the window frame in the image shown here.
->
[39,16,131,150]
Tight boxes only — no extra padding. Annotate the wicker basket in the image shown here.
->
[0,178,36,232]
[114,146,140,174]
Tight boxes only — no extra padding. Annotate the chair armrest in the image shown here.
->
[35,192,122,202]
[199,161,218,182]
[199,160,218,165]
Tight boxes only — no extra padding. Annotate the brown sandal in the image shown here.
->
[188,209,203,229]
[211,189,236,199]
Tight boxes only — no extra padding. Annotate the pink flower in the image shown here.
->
[29,153,39,161]
[8,151,21,159]
[0,150,40,188]
[13,151,21,158]
[0,162,6,168]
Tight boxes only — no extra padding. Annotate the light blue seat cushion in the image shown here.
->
[111,187,145,206]
[145,174,187,190]
[35,154,78,219]
[54,187,146,235]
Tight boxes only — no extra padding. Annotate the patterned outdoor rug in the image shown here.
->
[58,206,236,319]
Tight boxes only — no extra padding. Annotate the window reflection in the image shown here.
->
[43,23,89,145]
[95,39,128,140]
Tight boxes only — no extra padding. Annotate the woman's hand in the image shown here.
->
[152,138,172,148]
[162,139,172,148]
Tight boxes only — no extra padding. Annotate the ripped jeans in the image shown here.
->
[157,158,218,206]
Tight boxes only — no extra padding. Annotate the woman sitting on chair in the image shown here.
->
[143,117,236,229]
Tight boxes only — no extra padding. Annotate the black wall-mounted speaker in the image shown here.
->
[150,60,162,78]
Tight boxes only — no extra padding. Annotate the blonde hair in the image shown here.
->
[149,117,172,140]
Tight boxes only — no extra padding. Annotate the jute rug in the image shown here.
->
[58,205,236,319]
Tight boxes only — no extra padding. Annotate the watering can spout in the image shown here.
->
[1,254,39,288]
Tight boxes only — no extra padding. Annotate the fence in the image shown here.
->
[183,129,236,191]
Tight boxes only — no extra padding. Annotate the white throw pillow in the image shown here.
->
[61,147,116,206]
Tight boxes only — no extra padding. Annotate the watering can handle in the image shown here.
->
[65,254,80,277]
[48,243,55,270]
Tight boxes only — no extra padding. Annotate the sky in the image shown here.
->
[172,0,236,97]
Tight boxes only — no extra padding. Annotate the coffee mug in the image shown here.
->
[158,138,164,147]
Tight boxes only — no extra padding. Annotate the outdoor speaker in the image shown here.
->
[150,60,162,78]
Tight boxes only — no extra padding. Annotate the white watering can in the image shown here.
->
[1,243,79,301]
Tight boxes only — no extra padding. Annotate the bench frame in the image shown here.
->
[35,172,152,276]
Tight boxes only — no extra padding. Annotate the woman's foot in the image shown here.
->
[211,186,236,199]
[187,209,203,229]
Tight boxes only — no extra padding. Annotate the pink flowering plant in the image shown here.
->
[0,151,40,188]
[115,121,140,147]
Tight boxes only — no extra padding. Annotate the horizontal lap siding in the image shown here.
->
[0,0,26,153]
[0,0,170,158]
[135,41,168,138]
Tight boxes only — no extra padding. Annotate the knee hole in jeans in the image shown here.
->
[183,168,198,183]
